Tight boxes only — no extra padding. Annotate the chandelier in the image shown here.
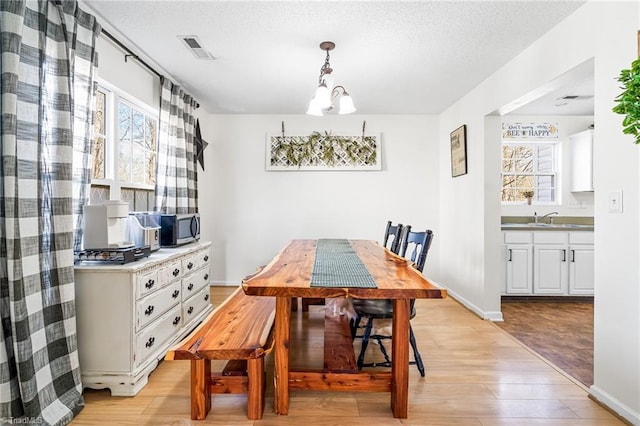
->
[306,41,356,116]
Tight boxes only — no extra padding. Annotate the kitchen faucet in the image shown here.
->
[534,211,559,224]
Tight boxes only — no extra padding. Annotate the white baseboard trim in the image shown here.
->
[589,385,640,425]
[445,287,504,322]
[210,281,240,286]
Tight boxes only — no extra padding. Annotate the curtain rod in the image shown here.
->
[101,29,199,109]
[101,29,163,79]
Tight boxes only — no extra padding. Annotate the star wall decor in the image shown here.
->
[194,118,209,170]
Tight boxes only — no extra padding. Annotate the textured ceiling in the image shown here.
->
[83,0,589,115]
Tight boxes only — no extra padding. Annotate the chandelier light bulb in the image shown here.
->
[314,83,331,109]
[306,98,323,116]
[338,93,356,114]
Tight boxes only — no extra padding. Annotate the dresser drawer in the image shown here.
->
[182,286,211,325]
[182,247,211,275]
[136,280,181,331]
[182,266,210,300]
[137,269,159,299]
[159,259,183,286]
[135,304,182,367]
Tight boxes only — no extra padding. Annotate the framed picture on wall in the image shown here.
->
[450,124,467,177]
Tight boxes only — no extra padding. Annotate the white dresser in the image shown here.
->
[74,241,213,396]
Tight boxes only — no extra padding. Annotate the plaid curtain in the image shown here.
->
[155,78,199,214]
[0,1,100,425]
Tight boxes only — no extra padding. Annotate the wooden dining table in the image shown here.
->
[242,239,446,418]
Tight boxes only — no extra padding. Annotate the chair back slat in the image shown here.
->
[400,229,434,272]
[383,221,404,254]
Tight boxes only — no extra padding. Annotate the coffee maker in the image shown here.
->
[83,201,133,249]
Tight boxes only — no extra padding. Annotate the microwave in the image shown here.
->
[160,213,200,247]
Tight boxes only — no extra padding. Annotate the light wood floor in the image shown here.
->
[72,287,625,425]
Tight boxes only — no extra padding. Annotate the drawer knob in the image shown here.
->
[145,279,155,289]
[187,306,193,314]
[173,268,180,277]
[203,255,209,262]
[172,290,180,298]
[204,294,209,301]
[172,316,181,326]
[203,274,209,281]
[145,337,155,348]
[187,283,194,291]
[187,262,194,270]
[145,305,154,316]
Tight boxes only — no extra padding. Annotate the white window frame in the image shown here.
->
[92,79,159,200]
[501,141,559,205]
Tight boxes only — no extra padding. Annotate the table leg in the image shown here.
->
[391,299,410,418]
[274,296,291,415]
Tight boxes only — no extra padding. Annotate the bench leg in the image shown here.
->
[246,357,265,420]
[190,359,211,420]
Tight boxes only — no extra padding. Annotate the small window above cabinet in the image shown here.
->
[569,129,594,192]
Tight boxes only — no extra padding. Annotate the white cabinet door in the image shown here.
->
[569,129,594,192]
[569,245,594,295]
[505,244,533,294]
[533,244,568,294]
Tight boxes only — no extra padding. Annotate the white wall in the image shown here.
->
[438,1,639,423]
[197,115,440,284]
[501,115,595,218]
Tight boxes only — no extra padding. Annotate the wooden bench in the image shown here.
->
[165,286,276,420]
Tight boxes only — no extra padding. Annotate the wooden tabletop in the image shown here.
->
[242,239,446,300]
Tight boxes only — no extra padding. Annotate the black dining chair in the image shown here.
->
[350,226,434,377]
[382,220,404,254]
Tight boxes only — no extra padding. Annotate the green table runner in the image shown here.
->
[310,239,377,288]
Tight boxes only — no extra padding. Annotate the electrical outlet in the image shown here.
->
[608,190,623,213]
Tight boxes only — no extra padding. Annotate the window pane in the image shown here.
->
[92,90,106,179]
[147,152,156,185]
[132,144,145,183]
[501,141,557,203]
[132,111,144,148]
[118,102,132,182]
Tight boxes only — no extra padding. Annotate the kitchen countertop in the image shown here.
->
[501,223,594,231]
[501,215,594,231]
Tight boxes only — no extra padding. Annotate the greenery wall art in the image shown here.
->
[266,131,381,171]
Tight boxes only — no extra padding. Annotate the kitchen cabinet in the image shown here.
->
[74,241,212,396]
[502,231,593,296]
[569,129,594,192]
[504,232,533,294]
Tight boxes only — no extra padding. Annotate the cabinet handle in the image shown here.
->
[173,268,180,277]
[204,294,209,301]
[204,255,209,262]
[203,274,209,281]
[187,283,194,291]
[187,262,194,270]
[145,305,154,316]
[508,249,512,262]
[187,306,194,314]
[571,249,575,262]
[145,337,155,348]
[145,279,155,289]
[562,249,566,262]
[172,290,180,298]
[172,316,181,326]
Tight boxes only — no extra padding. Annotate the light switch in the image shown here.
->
[608,190,623,213]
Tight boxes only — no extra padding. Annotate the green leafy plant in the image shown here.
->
[613,57,640,144]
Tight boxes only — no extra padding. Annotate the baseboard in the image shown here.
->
[443,287,504,322]
[210,281,240,286]
[589,385,640,425]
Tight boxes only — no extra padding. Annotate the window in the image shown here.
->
[501,142,557,204]
[91,82,158,210]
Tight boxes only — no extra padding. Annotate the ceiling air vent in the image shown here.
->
[178,35,215,60]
